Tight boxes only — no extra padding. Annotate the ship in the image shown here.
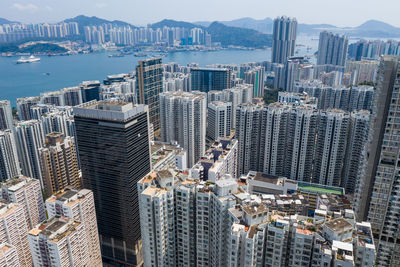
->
[17,55,41,64]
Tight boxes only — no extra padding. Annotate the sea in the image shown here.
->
[0,35,319,106]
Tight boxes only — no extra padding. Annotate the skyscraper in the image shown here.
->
[207,101,232,141]
[191,68,232,92]
[0,130,20,181]
[1,175,45,230]
[159,91,207,167]
[46,188,102,266]
[317,31,349,67]
[74,100,151,266]
[13,120,44,184]
[0,100,13,130]
[136,57,163,131]
[272,16,298,64]
[39,132,80,196]
[355,56,400,266]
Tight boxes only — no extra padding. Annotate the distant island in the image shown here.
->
[0,43,68,54]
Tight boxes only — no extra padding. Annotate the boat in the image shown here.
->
[134,52,148,57]
[17,55,40,64]
[108,53,124,58]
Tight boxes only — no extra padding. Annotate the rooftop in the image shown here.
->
[324,218,352,232]
[32,217,81,242]
[297,182,344,195]
[74,100,147,122]
[2,175,34,192]
[0,243,13,258]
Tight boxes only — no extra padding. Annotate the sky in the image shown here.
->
[1,0,399,27]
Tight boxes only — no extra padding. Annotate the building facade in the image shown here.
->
[13,120,44,184]
[46,188,102,266]
[191,68,231,92]
[1,175,45,230]
[317,31,349,67]
[160,91,207,167]
[39,132,80,196]
[272,16,298,64]
[74,100,151,266]
[0,130,20,181]
[0,100,13,130]
[355,56,400,266]
[136,58,163,131]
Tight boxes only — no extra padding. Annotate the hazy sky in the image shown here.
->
[1,0,399,27]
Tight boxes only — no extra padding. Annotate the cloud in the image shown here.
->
[45,6,53,11]
[12,3,38,12]
[95,3,108,8]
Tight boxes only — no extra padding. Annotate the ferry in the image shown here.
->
[17,55,41,64]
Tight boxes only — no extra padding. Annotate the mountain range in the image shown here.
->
[196,17,400,37]
[1,15,400,45]
[63,15,135,33]
[0,18,18,24]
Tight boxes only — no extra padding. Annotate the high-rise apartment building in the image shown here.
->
[159,91,207,167]
[0,243,20,267]
[235,103,265,176]
[46,188,102,266]
[317,31,349,66]
[346,59,379,85]
[16,96,40,121]
[191,68,232,92]
[342,110,370,193]
[235,103,368,189]
[285,105,318,181]
[272,16,298,64]
[136,58,163,131]
[1,175,45,230]
[312,109,350,187]
[80,80,101,103]
[0,201,31,267]
[0,100,13,130]
[138,170,375,267]
[0,130,20,181]
[74,100,151,266]
[61,86,83,106]
[355,56,400,266]
[243,66,265,98]
[13,120,44,184]
[207,101,232,141]
[39,132,80,196]
[28,217,90,267]
[190,138,238,181]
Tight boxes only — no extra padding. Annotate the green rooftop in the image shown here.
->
[297,183,344,195]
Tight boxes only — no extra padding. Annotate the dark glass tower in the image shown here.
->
[190,68,231,92]
[136,57,163,132]
[73,100,151,266]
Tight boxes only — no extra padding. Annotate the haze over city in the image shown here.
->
[1,0,400,27]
